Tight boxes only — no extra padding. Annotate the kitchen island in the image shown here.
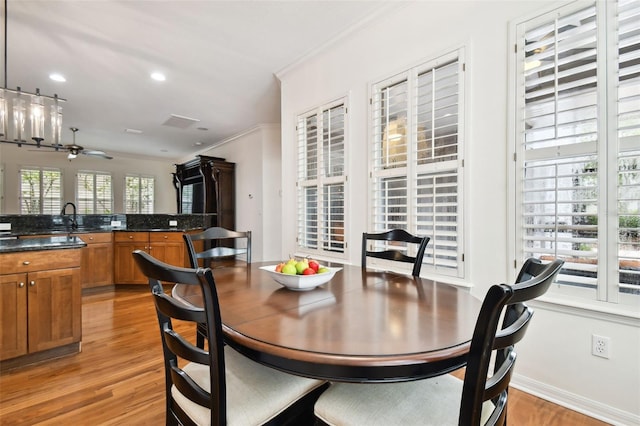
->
[0,236,86,370]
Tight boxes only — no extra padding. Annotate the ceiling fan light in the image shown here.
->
[67,152,77,160]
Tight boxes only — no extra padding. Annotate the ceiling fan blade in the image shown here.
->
[82,150,113,160]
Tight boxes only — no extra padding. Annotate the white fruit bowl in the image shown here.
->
[259,265,342,291]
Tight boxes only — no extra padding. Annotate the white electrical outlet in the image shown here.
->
[110,220,122,227]
[169,220,178,227]
[0,223,11,231]
[592,334,610,359]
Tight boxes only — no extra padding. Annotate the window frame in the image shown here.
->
[508,0,640,309]
[124,174,155,214]
[368,48,466,278]
[76,170,114,214]
[18,166,63,214]
[296,96,348,260]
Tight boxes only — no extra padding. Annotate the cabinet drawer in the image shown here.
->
[0,249,81,273]
[149,232,183,243]
[114,232,148,243]
[79,233,113,244]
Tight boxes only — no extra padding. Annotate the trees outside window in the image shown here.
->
[125,175,154,214]
[19,167,62,214]
[77,171,113,214]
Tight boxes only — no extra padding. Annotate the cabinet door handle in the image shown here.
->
[163,236,168,239]
[89,237,94,241]
[19,282,25,288]
[129,235,133,239]
[23,261,30,265]
[29,281,36,286]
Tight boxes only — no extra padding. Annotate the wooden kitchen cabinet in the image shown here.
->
[0,249,82,363]
[80,232,114,289]
[114,231,186,284]
[0,273,28,360]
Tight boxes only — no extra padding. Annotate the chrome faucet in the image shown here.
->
[61,202,78,231]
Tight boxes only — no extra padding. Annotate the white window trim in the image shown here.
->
[367,47,467,280]
[507,0,640,316]
[76,170,114,214]
[124,174,155,214]
[295,96,349,261]
[18,165,63,214]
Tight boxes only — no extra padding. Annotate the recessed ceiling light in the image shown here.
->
[49,73,66,82]
[151,72,166,82]
[125,128,143,134]
[194,142,203,146]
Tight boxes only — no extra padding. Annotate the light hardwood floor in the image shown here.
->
[0,286,608,425]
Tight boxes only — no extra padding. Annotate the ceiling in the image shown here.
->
[4,0,386,161]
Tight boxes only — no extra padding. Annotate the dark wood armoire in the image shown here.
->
[173,155,235,230]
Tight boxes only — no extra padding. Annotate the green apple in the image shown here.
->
[282,264,297,275]
[318,267,330,274]
[295,260,308,274]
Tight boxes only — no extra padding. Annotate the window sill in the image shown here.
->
[530,295,640,327]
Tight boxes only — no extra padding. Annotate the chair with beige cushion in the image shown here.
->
[132,250,327,426]
[314,258,564,426]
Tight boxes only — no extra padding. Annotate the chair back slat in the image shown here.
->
[362,229,430,277]
[493,307,533,350]
[153,292,206,323]
[459,257,564,426]
[483,350,516,401]
[171,366,212,408]
[163,328,210,365]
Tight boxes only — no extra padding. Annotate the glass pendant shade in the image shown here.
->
[12,97,26,142]
[50,103,62,145]
[30,94,45,141]
[0,90,7,137]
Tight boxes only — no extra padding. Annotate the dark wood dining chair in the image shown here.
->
[362,229,429,277]
[184,227,251,268]
[184,227,252,349]
[132,250,327,426]
[314,258,564,426]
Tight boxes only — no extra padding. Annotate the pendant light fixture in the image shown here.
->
[0,0,65,148]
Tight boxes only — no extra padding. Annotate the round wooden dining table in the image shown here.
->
[172,261,482,383]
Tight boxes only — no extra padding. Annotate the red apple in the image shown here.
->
[302,268,316,275]
[308,260,320,272]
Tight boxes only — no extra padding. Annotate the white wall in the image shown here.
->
[187,124,282,262]
[278,1,639,424]
[0,143,176,213]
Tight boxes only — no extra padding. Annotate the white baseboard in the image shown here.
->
[511,374,640,426]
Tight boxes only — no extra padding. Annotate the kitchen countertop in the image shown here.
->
[0,236,87,254]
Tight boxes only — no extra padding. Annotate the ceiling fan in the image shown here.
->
[31,127,113,160]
